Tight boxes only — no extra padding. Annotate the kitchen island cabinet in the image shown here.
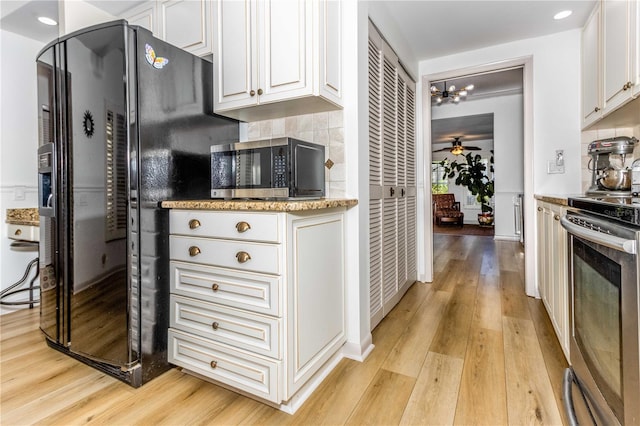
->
[162,199,355,413]
[535,197,569,360]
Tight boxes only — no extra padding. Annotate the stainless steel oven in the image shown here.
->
[561,197,640,425]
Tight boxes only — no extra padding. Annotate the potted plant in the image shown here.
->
[441,151,495,226]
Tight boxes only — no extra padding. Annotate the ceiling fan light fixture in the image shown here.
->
[465,84,474,90]
[459,90,468,96]
[451,145,464,155]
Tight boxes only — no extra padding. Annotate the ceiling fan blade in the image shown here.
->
[432,147,452,152]
[464,146,482,151]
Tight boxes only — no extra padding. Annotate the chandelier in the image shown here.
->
[430,81,474,104]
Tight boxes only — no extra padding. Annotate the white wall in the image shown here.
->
[431,93,524,239]
[420,30,583,196]
[0,30,44,315]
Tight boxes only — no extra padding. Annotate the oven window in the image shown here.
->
[573,237,623,422]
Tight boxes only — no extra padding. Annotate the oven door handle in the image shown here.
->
[561,216,637,254]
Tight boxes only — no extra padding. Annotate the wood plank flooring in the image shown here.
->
[1,234,568,425]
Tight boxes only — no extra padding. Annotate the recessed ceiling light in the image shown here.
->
[554,10,572,20]
[38,16,58,26]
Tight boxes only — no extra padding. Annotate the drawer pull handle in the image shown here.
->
[554,214,560,221]
[188,219,201,230]
[537,207,542,212]
[211,321,219,330]
[210,360,218,369]
[236,251,251,263]
[236,221,251,233]
[14,229,22,236]
[211,283,219,292]
[189,246,201,257]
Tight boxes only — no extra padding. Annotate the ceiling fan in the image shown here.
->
[433,137,481,155]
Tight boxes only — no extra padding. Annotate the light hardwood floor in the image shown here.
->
[1,234,568,425]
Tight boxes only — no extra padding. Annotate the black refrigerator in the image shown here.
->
[36,20,238,387]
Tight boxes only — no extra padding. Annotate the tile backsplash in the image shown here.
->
[581,125,640,193]
[245,111,345,198]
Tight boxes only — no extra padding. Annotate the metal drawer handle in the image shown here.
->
[211,321,219,330]
[211,283,219,292]
[236,221,251,233]
[210,360,217,369]
[537,207,542,212]
[188,219,201,230]
[188,246,201,257]
[236,251,251,263]
[14,229,22,236]
[554,214,560,221]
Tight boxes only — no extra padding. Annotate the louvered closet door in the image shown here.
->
[368,21,417,329]
[396,77,407,290]
[368,30,384,326]
[381,52,398,313]
[405,82,417,283]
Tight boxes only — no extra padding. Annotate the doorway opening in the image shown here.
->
[422,60,534,295]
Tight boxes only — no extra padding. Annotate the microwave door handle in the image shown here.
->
[560,216,637,254]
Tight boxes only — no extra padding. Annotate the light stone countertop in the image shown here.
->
[161,198,358,212]
[533,194,574,206]
[6,208,39,226]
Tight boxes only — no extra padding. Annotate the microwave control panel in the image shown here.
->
[274,153,287,188]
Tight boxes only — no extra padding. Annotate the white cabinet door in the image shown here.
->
[213,0,257,110]
[159,0,212,56]
[602,0,636,113]
[121,1,157,33]
[258,0,312,103]
[549,204,569,359]
[581,4,602,128]
[287,211,345,397]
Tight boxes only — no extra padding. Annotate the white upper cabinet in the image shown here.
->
[121,2,158,33]
[582,0,639,129]
[121,0,213,57]
[213,0,343,121]
[159,0,213,56]
[581,4,602,128]
[602,0,637,112]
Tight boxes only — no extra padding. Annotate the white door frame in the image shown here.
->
[420,56,537,298]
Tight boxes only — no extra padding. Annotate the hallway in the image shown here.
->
[0,234,568,425]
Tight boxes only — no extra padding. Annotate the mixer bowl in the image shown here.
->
[598,168,631,190]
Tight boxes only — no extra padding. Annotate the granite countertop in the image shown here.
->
[6,208,39,226]
[161,198,358,212]
[534,194,572,206]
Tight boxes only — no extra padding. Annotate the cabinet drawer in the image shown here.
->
[7,224,39,242]
[169,329,281,403]
[171,295,281,359]
[170,235,281,275]
[170,261,281,316]
[170,210,281,243]
[170,261,282,316]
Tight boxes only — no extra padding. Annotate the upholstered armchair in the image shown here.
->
[432,193,464,226]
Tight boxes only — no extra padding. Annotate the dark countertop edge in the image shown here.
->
[160,199,359,212]
[534,194,571,206]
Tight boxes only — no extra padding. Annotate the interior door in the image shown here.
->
[64,25,130,365]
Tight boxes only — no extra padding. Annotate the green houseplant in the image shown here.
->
[441,151,495,225]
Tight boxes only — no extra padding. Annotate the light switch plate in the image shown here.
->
[548,161,565,174]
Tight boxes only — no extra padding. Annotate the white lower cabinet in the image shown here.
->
[536,200,569,360]
[167,208,345,410]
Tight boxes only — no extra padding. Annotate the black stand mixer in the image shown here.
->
[586,136,638,197]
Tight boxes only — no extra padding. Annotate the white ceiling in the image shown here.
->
[377,0,596,61]
[2,1,597,53]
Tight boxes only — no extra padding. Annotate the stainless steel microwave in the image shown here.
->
[210,137,325,199]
